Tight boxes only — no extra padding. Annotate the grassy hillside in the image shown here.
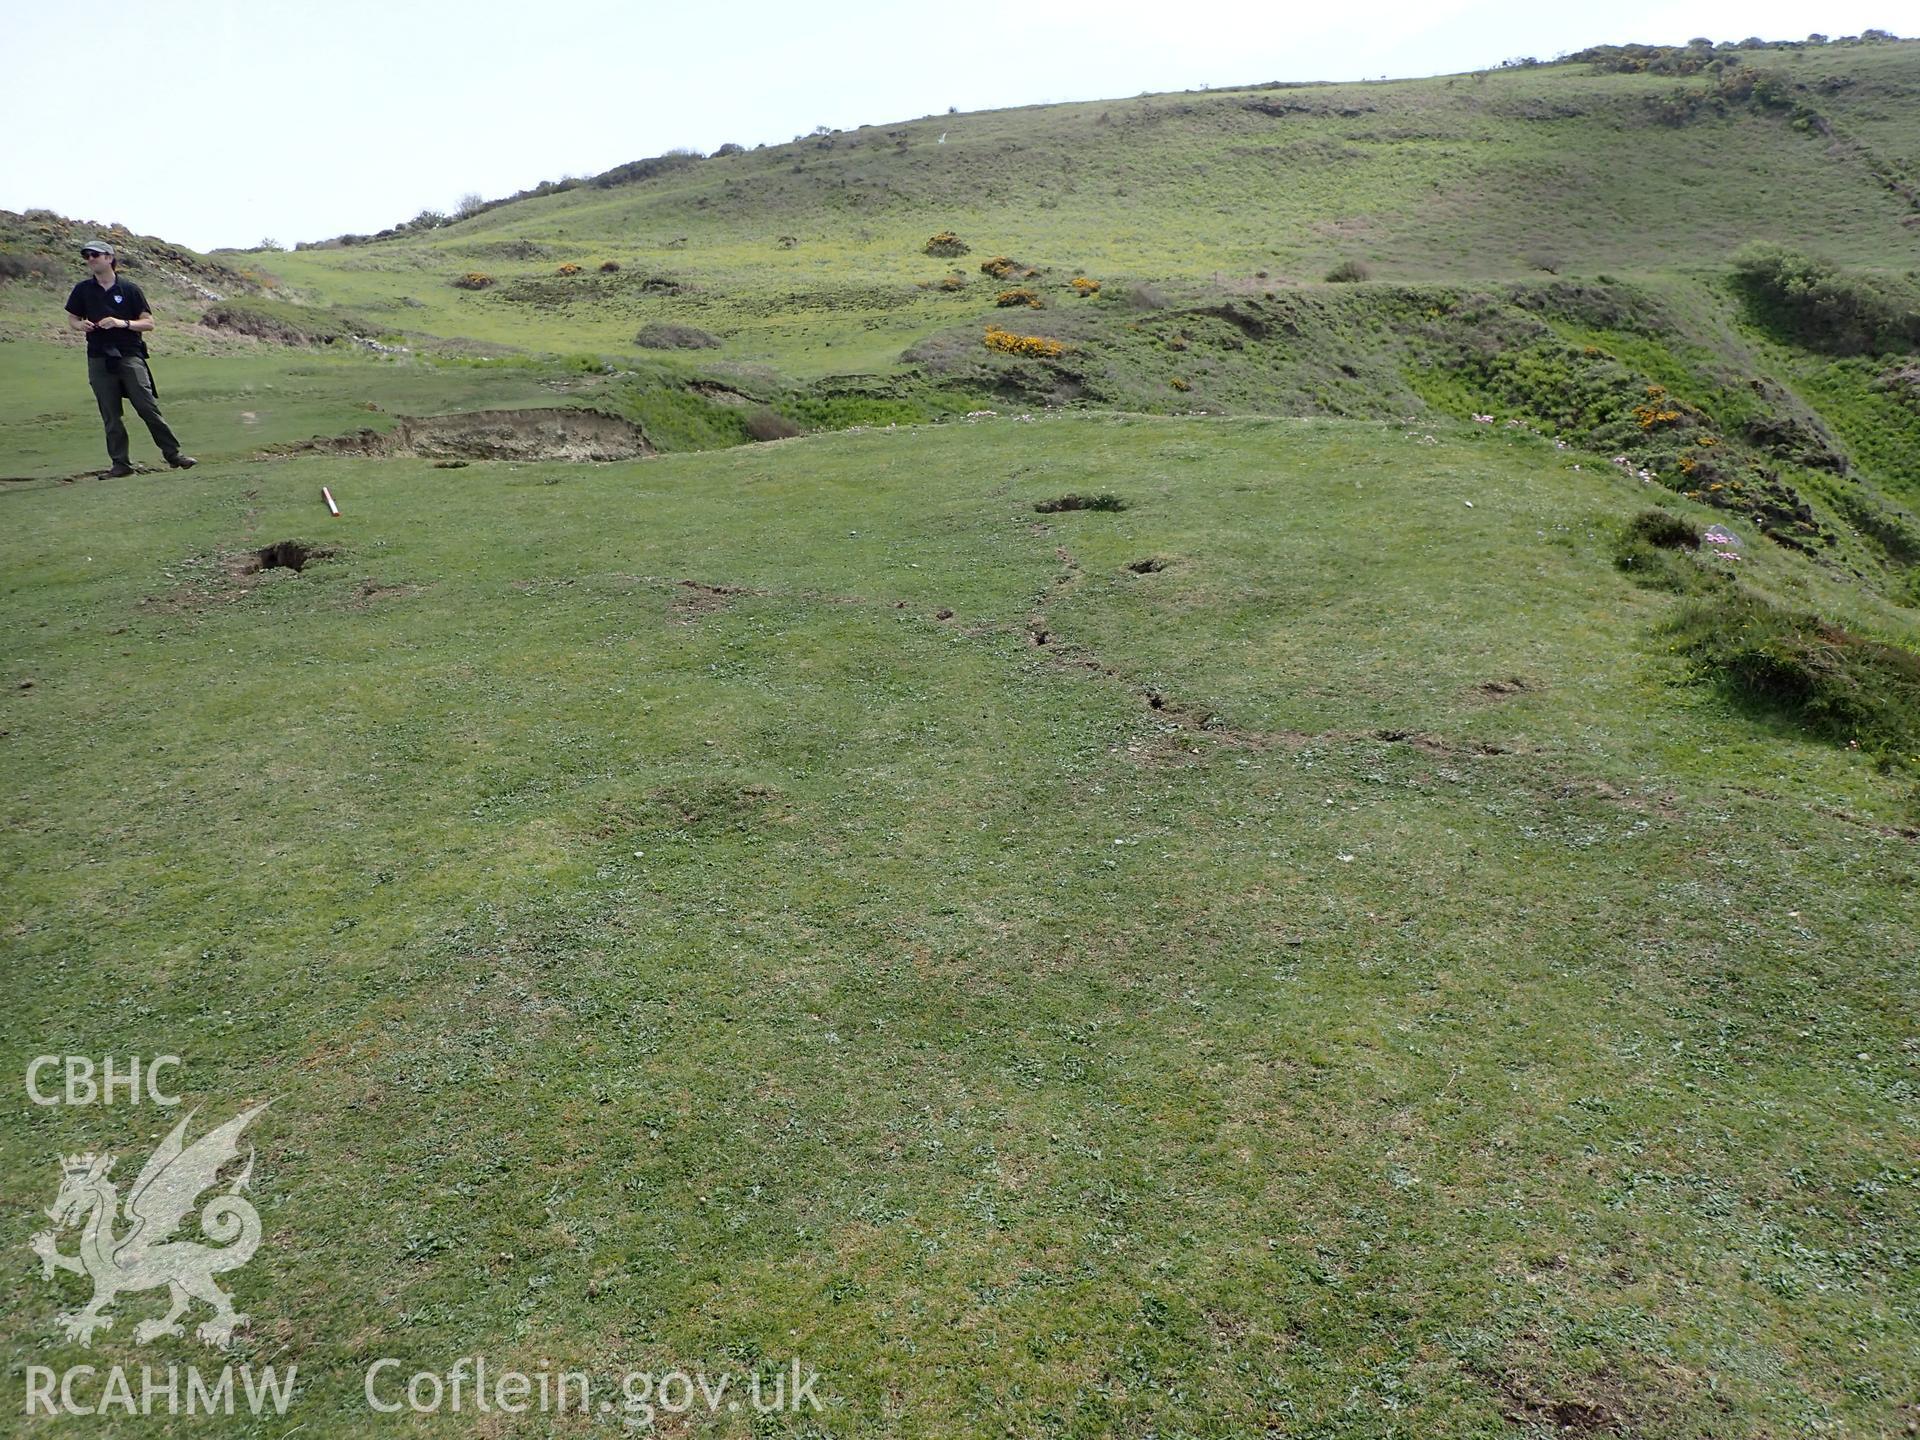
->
[246,38,1920,369]
[2,34,1918,1440]
[7,42,1918,584]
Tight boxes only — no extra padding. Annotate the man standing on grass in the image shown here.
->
[64,240,195,478]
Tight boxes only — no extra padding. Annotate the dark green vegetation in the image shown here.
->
[1732,242,1920,354]
[1669,586,1920,764]
[2,33,1918,1440]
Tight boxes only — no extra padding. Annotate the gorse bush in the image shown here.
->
[984,326,1065,359]
[599,260,621,273]
[556,263,582,276]
[453,272,495,290]
[1730,242,1920,355]
[980,256,1020,280]
[996,288,1043,309]
[923,231,970,257]
[1634,384,1684,429]
[1071,276,1101,296]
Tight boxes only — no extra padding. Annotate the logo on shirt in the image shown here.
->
[112,295,123,304]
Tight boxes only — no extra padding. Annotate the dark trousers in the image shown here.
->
[87,354,182,467]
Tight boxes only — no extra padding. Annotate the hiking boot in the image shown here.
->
[105,464,136,478]
[167,454,197,469]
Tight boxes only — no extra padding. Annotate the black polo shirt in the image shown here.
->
[64,275,151,358]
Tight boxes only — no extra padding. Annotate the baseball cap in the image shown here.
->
[79,239,115,256]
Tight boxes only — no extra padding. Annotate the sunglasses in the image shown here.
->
[81,251,106,259]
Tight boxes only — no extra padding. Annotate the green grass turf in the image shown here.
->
[0,343,612,480]
[3,34,1918,1439]
[2,414,1915,1435]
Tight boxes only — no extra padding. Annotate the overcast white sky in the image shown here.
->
[0,0,1903,251]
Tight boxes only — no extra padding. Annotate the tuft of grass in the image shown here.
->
[1614,509,1716,592]
[744,406,802,441]
[1668,587,1920,767]
[1325,258,1372,283]
[1627,508,1703,550]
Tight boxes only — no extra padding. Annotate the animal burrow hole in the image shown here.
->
[1034,493,1128,514]
[250,541,332,574]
